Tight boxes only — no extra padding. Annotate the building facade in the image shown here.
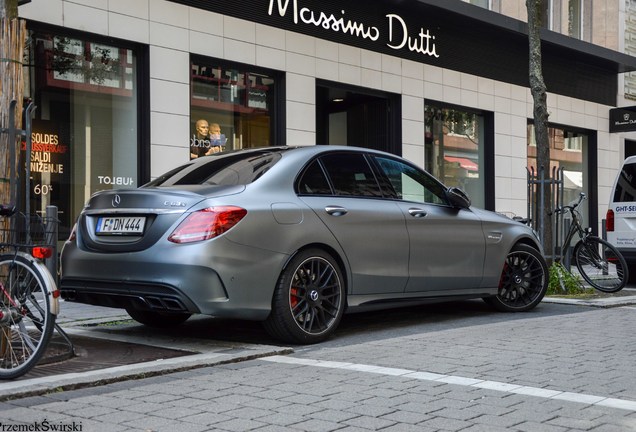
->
[16,0,636,239]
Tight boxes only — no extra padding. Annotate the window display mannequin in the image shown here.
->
[190,119,226,159]
[208,123,227,153]
[190,119,210,159]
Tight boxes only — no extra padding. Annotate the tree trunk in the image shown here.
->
[527,0,552,258]
[0,14,26,206]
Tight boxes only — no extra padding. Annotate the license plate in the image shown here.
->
[96,216,146,235]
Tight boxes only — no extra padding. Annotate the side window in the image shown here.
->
[614,163,636,202]
[374,157,448,205]
[320,153,383,197]
[297,160,332,195]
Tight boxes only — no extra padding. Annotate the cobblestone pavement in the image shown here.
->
[1,300,635,431]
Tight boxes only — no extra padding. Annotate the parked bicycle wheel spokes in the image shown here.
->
[0,257,54,379]
[574,237,628,293]
[553,193,628,294]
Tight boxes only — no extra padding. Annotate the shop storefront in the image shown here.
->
[17,0,636,238]
[20,23,147,238]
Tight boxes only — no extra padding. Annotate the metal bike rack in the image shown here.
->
[1,99,74,357]
[527,165,565,263]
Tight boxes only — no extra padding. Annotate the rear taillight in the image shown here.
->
[606,209,615,232]
[32,246,53,259]
[168,206,247,244]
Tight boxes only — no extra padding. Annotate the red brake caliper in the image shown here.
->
[499,263,509,289]
[290,287,299,309]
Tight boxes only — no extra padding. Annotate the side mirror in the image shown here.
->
[446,187,471,209]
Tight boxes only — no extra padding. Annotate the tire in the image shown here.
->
[484,244,548,312]
[573,236,628,293]
[264,249,345,344]
[0,254,56,379]
[126,308,191,327]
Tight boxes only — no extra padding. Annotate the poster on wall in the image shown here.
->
[20,119,71,235]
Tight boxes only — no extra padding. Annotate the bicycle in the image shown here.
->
[554,193,628,293]
[0,204,60,379]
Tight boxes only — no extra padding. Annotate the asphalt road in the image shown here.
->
[1,296,636,431]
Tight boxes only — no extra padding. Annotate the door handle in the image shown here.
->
[325,206,348,216]
[408,208,427,218]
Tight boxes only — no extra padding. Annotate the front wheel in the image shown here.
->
[573,237,628,293]
[264,249,345,344]
[484,244,548,312]
[0,254,56,379]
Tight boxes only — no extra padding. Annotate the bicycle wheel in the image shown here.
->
[0,253,56,379]
[573,237,628,293]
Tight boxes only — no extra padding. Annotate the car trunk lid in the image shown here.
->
[76,186,244,252]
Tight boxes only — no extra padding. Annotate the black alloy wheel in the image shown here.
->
[484,243,548,312]
[264,249,345,344]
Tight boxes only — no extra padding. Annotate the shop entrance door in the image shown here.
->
[316,82,400,154]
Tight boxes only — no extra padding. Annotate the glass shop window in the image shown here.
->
[425,104,486,208]
[190,58,281,159]
[23,27,141,240]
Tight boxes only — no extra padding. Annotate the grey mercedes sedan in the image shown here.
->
[60,146,548,344]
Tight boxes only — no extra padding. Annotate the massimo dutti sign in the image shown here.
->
[266,0,440,58]
[169,0,451,67]
[610,107,636,133]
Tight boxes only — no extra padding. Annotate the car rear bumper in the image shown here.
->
[61,278,201,314]
[60,236,289,321]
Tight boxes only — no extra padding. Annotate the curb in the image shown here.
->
[543,295,636,308]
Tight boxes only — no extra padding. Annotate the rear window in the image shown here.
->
[613,162,636,203]
[144,151,283,187]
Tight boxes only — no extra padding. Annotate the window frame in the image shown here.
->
[190,55,286,153]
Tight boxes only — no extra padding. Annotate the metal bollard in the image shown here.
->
[45,205,59,287]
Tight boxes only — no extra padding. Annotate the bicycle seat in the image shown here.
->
[0,204,16,217]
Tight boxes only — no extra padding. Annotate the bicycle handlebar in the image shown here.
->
[553,192,587,215]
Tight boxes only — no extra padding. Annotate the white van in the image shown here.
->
[607,155,636,280]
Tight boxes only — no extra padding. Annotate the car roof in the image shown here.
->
[193,145,393,160]
[623,155,636,165]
